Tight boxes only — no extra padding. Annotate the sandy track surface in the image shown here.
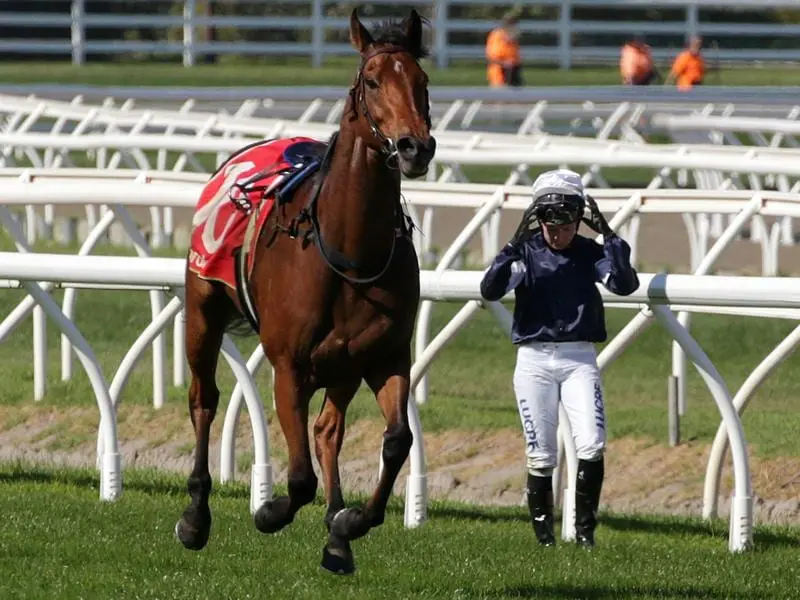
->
[2,405,798,526]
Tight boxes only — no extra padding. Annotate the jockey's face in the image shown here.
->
[541,221,578,251]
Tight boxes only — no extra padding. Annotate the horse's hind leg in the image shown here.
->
[329,358,412,543]
[313,380,360,575]
[253,362,317,533]
[176,275,227,551]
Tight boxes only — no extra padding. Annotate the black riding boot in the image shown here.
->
[526,473,555,547]
[575,457,604,549]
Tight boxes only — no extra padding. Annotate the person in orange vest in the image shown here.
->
[486,9,523,88]
[619,38,657,86]
[665,35,705,91]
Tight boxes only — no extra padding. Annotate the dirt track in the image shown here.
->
[2,405,799,526]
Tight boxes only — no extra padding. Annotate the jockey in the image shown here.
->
[479,169,639,548]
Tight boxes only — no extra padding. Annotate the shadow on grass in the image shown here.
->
[485,583,776,600]
[425,505,800,548]
[601,513,721,537]
[427,503,527,524]
[603,514,800,549]
[3,464,799,550]
[0,464,252,499]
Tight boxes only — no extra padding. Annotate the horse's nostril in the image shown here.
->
[396,137,418,157]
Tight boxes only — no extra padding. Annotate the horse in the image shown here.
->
[175,8,436,575]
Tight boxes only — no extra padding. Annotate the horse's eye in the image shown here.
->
[365,78,379,89]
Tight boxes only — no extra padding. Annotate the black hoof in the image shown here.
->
[254,496,294,534]
[321,542,355,575]
[175,512,211,551]
[330,507,371,542]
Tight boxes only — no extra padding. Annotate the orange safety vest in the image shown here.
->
[670,50,705,91]
[485,27,521,87]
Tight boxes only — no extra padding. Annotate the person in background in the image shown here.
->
[666,35,705,91]
[486,8,523,88]
[479,169,639,549]
[620,38,657,86]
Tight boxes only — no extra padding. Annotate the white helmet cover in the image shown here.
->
[530,169,586,224]
[531,169,585,200]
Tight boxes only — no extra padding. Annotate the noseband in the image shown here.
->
[349,45,432,161]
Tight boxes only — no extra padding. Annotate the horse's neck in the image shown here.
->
[318,129,400,261]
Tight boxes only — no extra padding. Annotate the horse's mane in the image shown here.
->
[318,131,339,178]
[370,16,430,60]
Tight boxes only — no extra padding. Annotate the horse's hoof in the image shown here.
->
[254,497,294,534]
[330,507,371,542]
[321,542,355,576]
[175,517,211,551]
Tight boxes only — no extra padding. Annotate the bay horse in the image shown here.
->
[176,8,436,575]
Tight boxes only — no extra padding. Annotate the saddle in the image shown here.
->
[230,139,329,336]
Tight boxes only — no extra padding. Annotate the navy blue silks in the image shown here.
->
[479,231,640,345]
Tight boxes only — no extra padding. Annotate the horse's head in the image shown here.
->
[348,9,437,179]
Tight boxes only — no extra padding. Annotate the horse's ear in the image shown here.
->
[349,9,373,55]
[404,9,423,55]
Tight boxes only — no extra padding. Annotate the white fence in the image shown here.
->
[4,170,800,552]
[4,0,800,69]
[4,84,800,443]
[5,91,800,219]
[7,246,800,553]
[2,91,800,551]
[3,169,799,436]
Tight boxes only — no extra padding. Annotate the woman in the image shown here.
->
[479,169,639,548]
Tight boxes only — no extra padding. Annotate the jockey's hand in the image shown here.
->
[511,203,538,245]
[582,194,614,237]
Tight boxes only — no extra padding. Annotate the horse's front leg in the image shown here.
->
[329,359,412,543]
[176,281,226,551]
[253,362,318,534]
[313,380,360,575]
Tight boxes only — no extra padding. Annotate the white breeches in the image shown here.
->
[512,341,606,472]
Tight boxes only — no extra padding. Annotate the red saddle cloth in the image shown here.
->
[187,136,319,290]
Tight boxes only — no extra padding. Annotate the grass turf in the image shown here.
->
[0,464,798,600]
[2,59,800,87]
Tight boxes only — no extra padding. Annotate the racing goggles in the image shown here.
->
[533,193,584,225]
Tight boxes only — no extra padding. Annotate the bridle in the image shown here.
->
[349,44,432,167]
[293,45,430,286]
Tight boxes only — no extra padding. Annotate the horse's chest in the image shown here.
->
[336,303,395,355]
[308,293,406,374]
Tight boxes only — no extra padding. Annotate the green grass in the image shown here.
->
[3,58,800,87]
[0,464,798,600]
